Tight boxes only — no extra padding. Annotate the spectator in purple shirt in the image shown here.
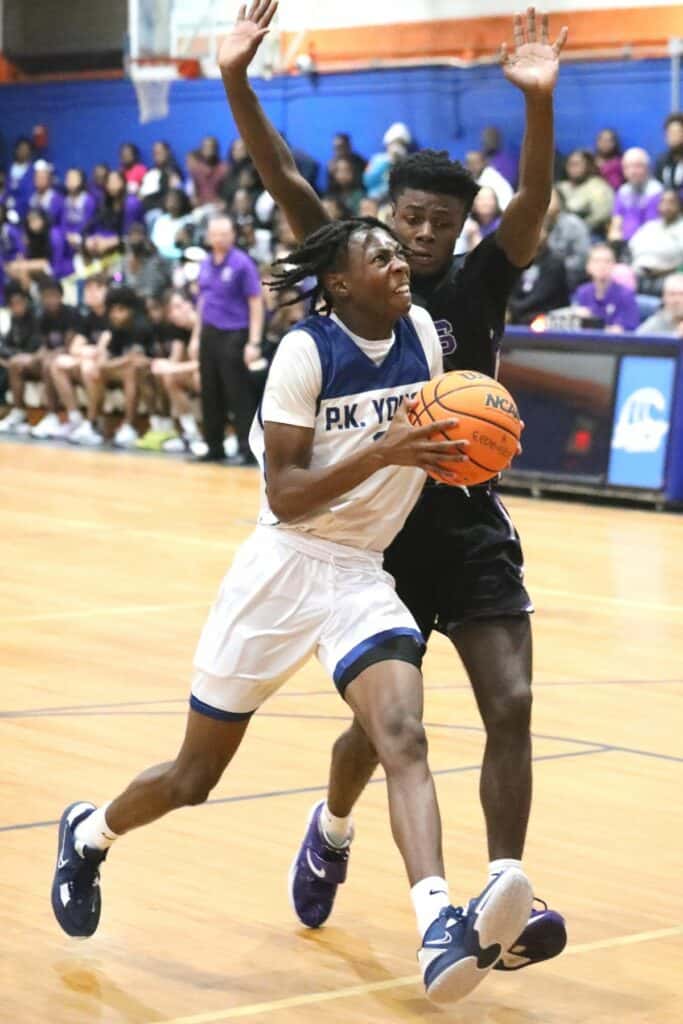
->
[63,168,97,250]
[571,243,639,333]
[29,160,65,227]
[85,170,144,257]
[609,148,663,243]
[594,129,624,191]
[194,215,264,464]
[4,209,73,290]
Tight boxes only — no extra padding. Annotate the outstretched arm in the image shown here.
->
[219,1,328,241]
[496,8,569,267]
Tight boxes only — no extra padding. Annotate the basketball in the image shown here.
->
[409,370,522,487]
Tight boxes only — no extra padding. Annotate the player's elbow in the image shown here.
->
[266,484,300,523]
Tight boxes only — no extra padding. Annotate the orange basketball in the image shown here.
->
[409,370,522,487]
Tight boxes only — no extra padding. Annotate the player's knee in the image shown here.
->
[168,760,220,807]
[375,710,428,770]
[484,683,532,735]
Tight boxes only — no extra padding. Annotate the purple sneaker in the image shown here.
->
[288,801,351,928]
[494,898,567,970]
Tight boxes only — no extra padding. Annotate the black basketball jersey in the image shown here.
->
[410,234,522,378]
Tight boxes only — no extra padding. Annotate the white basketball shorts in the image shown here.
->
[191,525,424,721]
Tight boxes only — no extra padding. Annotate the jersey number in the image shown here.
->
[434,318,457,356]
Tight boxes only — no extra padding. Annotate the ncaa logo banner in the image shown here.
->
[608,355,676,489]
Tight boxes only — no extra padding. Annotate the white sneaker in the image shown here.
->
[161,436,187,454]
[54,411,84,440]
[31,412,62,439]
[224,434,239,458]
[70,420,104,447]
[190,439,208,457]
[113,422,138,448]
[179,413,201,442]
[0,408,27,433]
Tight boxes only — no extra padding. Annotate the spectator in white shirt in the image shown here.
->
[628,190,683,295]
[465,150,514,210]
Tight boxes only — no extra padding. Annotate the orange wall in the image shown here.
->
[281,5,683,65]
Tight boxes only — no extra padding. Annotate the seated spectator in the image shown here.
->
[0,202,24,299]
[186,136,228,208]
[327,157,365,215]
[655,113,683,196]
[594,129,624,191]
[115,223,172,299]
[149,290,201,451]
[363,123,411,199]
[544,187,591,291]
[29,160,65,226]
[6,138,35,217]
[236,216,272,264]
[0,285,41,432]
[85,170,144,257]
[571,243,639,333]
[465,151,514,211]
[221,138,260,207]
[327,133,366,189]
[4,278,84,439]
[79,286,155,447]
[609,148,663,243]
[89,162,110,208]
[637,272,683,336]
[151,188,194,260]
[119,143,147,194]
[63,168,97,251]
[5,208,73,289]
[231,186,255,222]
[139,140,183,214]
[287,135,319,191]
[628,190,683,295]
[49,275,109,442]
[470,186,502,239]
[508,228,569,324]
[480,126,518,189]
[558,149,614,236]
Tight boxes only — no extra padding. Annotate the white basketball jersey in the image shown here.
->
[249,306,442,552]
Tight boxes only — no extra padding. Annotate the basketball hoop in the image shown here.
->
[129,57,200,124]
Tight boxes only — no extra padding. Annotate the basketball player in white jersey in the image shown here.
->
[51,217,532,1004]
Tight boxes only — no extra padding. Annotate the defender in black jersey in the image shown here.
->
[222,3,568,974]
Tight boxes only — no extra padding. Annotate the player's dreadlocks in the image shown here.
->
[389,149,480,212]
[269,217,403,315]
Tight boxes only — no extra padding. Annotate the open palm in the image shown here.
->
[501,8,568,95]
[218,0,278,76]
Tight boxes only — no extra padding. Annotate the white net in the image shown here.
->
[130,64,178,124]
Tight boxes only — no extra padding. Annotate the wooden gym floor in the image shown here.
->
[1,440,681,1024]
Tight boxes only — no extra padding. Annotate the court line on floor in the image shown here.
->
[0,746,609,835]
[2,677,681,720]
[155,925,683,1024]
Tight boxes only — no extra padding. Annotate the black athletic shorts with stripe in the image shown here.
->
[383,482,533,642]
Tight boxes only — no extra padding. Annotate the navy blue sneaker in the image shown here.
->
[51,802,107,938]
[494,898,567,970]
[288,801,351,928]
[420,868,533,1004]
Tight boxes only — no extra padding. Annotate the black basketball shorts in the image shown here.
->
[383,483,533,642]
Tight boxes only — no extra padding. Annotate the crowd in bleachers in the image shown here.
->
[1,112,683,455]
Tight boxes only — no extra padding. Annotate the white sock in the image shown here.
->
[489,858,523,879]
[180,413,200,440]
[411,876,450,940]
[74,802,119,857]
[319,802,353,848]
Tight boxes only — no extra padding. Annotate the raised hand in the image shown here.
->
[218,0,278,77]
[500,7,568,95]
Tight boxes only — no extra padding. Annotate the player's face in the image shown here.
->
[392,189,467,278]
[337,228,412,319]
